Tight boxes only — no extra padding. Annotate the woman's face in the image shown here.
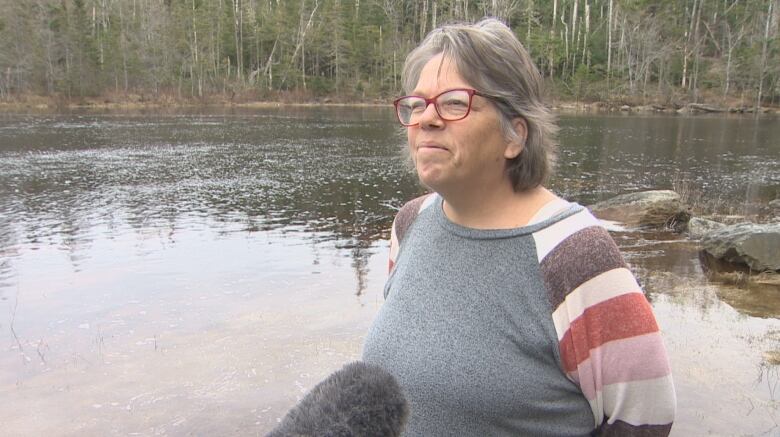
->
[407,54,522,197]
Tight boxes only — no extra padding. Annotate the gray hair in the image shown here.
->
[402,18,557,192]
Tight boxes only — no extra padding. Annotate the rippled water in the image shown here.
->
[1,108,779,436]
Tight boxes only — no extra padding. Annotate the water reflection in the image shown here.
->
[0,109,779,435]
[555,115,780,219]
[0,110,424,300]
[2,113,778,281]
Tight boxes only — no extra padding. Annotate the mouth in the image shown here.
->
[417,142,449,152]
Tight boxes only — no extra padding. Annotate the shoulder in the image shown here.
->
[532,207,629,310]
[532,206,620,268]
[392,193,437,245]
[387,193,436,274]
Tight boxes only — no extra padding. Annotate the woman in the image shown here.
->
[361,18,676,436]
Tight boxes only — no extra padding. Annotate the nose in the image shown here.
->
[418,101,443,129]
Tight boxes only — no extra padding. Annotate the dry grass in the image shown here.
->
[671,172,778,224]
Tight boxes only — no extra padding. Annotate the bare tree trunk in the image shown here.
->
[217,0,223,90]
[252,0,259,79]
[561,12,569,77]
[239,0,244,82]
[607,0,613,85]
[282,0,319,89]
[45,34,55,94]
[393,49,396,90]
[692,0,703,101]
[756,0,774,111]
[619,16,626,91]
[191,0,202,97]
[252,37,277,89]
[549,0,557,78]
[379,25,384,88]
[569,0,578,76]
[210,8,218,85]
[432,0,437,30]
[95,5,104,69]
[682,0,699,89]
[723,21,742,97]
[643,59,650,102]
[119,1,129,93]
[583,0,590,69]
[420,0,428,40]
[178,63,184,99]
[65,5,72,98]
[233,0,243,82]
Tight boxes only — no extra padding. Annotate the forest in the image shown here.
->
[0,0,778,107]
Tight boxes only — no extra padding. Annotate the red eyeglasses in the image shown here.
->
[393,88,492,126]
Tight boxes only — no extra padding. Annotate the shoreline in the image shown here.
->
[0,95,777,115]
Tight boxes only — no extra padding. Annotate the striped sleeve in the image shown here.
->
[533,208,676,436]
[388,194,435,274]
[388,217,400,273]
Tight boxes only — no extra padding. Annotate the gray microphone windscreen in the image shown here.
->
[267,361,408,437]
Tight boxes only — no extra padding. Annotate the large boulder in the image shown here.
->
[701,222,780,272]
[687,217,726,239]
[589,190,690,229]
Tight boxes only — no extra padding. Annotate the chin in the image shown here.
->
[415,172,441,192]
[415,163,443,186]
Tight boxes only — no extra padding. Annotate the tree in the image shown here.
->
[0,0,777,105]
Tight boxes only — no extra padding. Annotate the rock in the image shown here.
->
[701,222,780,272]
[620,105,631,112]
[676,106,692,114]
[687,217,726,239]
[769,199,780,209]
[764,350,780,365]
[589,190,690,229]
[688,103,727,113]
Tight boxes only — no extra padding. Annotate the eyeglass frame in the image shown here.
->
[392,88,496,127]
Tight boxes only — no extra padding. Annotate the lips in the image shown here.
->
[417,142,449,152]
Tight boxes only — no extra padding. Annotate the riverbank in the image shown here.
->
[0,93,387,111]
[1,93,778,115]
[554,101,779,115]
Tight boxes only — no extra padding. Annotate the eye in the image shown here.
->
[408,99,427,112]
[399,98,426,113]
[442,98,468,107]
[438,91,470,109]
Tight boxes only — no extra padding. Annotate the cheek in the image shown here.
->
[407,129,417,152]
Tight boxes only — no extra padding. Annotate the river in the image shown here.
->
[1,107,779,436]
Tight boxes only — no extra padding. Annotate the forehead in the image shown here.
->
[413,54,472,95]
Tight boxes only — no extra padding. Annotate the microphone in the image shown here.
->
[267,361,409,437]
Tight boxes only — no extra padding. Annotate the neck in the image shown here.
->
[441,183,557,229]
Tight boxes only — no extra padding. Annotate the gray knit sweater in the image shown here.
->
[362,194,675,436]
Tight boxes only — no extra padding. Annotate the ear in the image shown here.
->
[503,117,527,160]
